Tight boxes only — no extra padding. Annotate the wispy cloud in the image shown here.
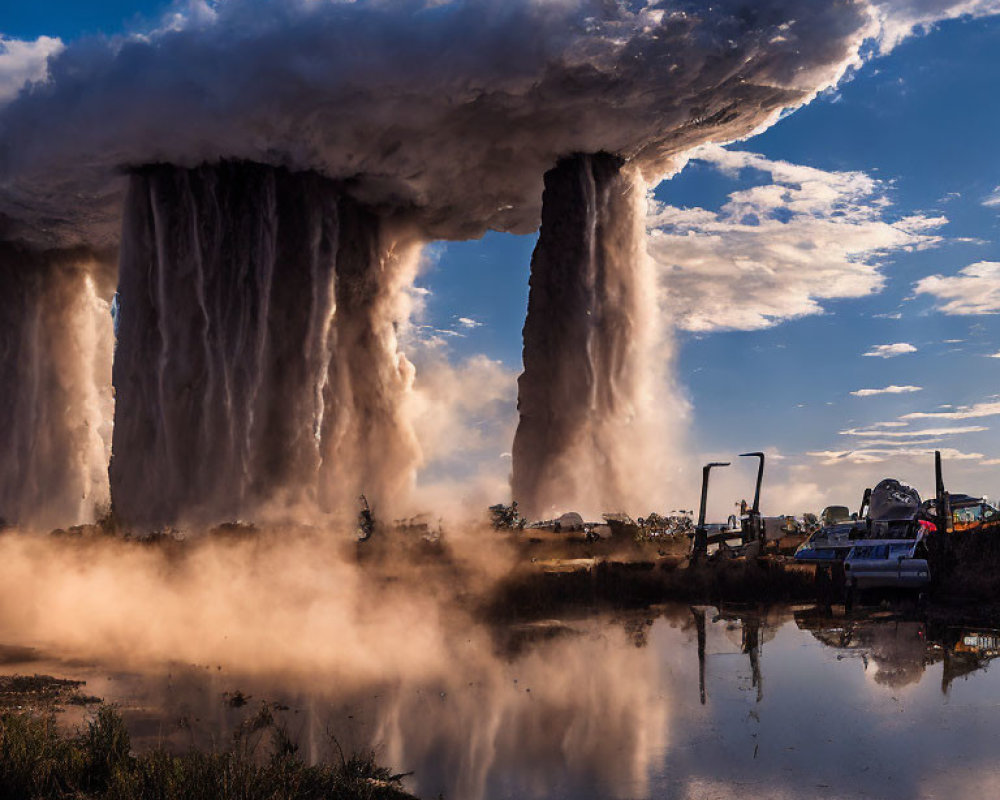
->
[808,447,984,465]
[862,342,917,358]
[840,425,987,438]
[833,437,945,448]
[914,261,1000,315]
[649,146,946,332]
[901,401,1000,421]
[850,385,922,397]
[983,186,1000,208]
[412,313,484,346]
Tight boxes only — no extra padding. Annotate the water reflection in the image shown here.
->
[795,609,934,688]
[688,605,774,705]
[0,615,672,800]
[793,608,1000,693]
[942,629,1000,689]
[6,604,1000,799]
[692,606,707,705]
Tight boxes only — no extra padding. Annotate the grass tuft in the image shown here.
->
[0,704,418,800]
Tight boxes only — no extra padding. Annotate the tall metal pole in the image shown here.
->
[739,452,765,545]
[693,461,730,560]
[935,450,952,534]
[741,452,765,514]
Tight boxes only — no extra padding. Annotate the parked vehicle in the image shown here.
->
[923,493,1000,533]
[843,536,931,590]
[793,520,862,563]
[794,479,933,577]
[820,505,853,527]
[795,494,869,563]
[841,478,933,597]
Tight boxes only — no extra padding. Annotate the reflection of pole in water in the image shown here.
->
[742,614,763,703]
[691,606,707,705]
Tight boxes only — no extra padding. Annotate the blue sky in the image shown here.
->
[426,12,1000,513]
[0,1,171,40]
[680,16,1000,510]
[7,2,1000,516]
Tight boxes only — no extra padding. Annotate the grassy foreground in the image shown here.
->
[0,704,417,800]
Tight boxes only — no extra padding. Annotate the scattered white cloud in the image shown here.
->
[914,261,1000,315]
[407,351,521,516]
[650,146,946,332]
[850,385,922,397]
[984,186,1000,208]
[862,342,917,358]
[411,313,484,345]
[874,1,1000,54]
[0,35,64,108]
[409,353,517,463]
[818,398,1000,479]
[873,311,903,319]
[901,401,1000,421]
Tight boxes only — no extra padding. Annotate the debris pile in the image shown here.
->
[489,503,527,531]
[637,513,694,540]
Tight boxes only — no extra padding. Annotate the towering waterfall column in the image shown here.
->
[111,162,342,527]
[0,246,113,529]
[111,162,421,528]
[319,200,422,516]
[512,153,660,519]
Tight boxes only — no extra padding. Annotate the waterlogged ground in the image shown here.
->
[4,604,1000,800]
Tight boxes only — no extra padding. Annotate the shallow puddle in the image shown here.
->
[4,604,999,799]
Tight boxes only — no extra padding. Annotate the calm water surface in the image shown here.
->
[5,604,1000,800]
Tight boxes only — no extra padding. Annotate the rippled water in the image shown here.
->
[5,604,1000,800]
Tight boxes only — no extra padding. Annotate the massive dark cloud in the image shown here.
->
[0,0,891,251]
